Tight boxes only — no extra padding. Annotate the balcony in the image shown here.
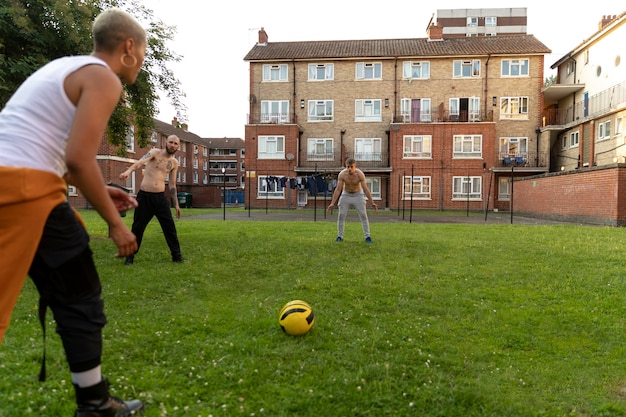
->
[498,151,548,168]
[247,113,297,124]
[542,80,626,127]
[392,109,494,123]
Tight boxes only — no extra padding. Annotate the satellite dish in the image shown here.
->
[286,153,294,161]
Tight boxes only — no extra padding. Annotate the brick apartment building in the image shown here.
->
[243,8,551,212]
[68,118,245,208]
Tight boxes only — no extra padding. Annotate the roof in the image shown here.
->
[197,137,245,149]
[243,35,551,62]
[154,119,204,143]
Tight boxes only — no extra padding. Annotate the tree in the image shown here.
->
[544,74,557,87]
[0,0,186,155]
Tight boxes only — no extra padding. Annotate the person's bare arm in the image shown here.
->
[119,150,154,180]
[359,172,378,211]
[327,175,344,212]
[64,65,137,257]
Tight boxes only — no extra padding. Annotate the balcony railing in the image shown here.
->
[543,80,626,127]
[392,110,494,123]
[498,151,548,168]
[247,113,297,124]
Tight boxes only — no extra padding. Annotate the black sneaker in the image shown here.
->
[172,256,185,263]
[74,379,144,416]
[124,256,134,266]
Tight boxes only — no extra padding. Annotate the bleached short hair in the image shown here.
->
[92,8,146,53]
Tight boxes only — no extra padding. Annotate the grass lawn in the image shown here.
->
[1,209,626,416]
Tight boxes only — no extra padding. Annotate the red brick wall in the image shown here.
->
[512,165,626,226]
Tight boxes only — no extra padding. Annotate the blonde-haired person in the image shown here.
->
[0,8,146,416]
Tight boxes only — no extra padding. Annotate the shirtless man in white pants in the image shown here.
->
[327,158,378,243]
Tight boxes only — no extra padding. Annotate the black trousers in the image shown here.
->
[29,202,106,373]
[131,190,182,259]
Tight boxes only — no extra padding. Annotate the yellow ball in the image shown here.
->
[279,300,315,336]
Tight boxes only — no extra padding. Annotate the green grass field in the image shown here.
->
[1,209,626,416]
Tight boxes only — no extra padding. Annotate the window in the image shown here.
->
[500,97,529,120]
[355,99,382,121]
[598,120,611,140]
[308,63,334,80]
[501,59,529,77]
[453,60,480,78]
[366,177,381,199]
[561,135,568,150]
[569,131,579,148]
[262,64,288,81]
[498,177,510,200]
[258,175,284,198]
[616,115,624,135]
[203,147,207,157]
[453,176,482,200]
[126,125,135,153]
[354,138,382,161]
[466,17,478,26]
[193,171,198,184]
[203,160,208,170]
[150,131,158,143]
[193,157,198,169]
[566,61,575,75]
[308,100,334,121]
[453,135,482,158]
[485,17,497,26]
[403,135,432,158]
[449,97,480,121]
[499,137,528,158]
[403,176,431,199]
[203,173,208,185]
[356,62,382,80]
[400,98,431,122]
[258,136,285,159]
[261,100,289,123]
[402,61,430,79]
[307,138,334,161]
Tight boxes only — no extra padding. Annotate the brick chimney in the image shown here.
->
[599,15,616,30]
[427,22,443,41]
[258,27,268,45]
[171,116,178,126]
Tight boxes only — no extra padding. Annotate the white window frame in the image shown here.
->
[402,61,430,79]
[307,138,334,161]
[498,177,510,200]
[126,125,135,153]
[500,97,529,120]
[485,17,497,26]
[453,176,482,200]
[356,62,382,80]
[308,63,334,81]
[354,138,382,161]
[258,136,285,159]
[150,131,158,143]
[466,17,478,26]
[403,176,431,199]
[453,60,480,78]
[598,120,611,140]
[615,115,623,135]
[262,64,288,81]
[308,100,334,122]
[499,137,528,158]
[449,97,481,121]
[403,135,432,158]
[501,59,529,77]
[453,135,482,158]
[569,131,579,148]
[260,100,289,123]
[365,177,381,199]
[193,171,198,184]
[355,99,382,122]
[193,157,198,169]
[258,175,284,198]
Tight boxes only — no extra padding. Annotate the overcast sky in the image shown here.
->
[144,0,623,139]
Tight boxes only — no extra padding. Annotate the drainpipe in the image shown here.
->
[292,60,296,123]
[340,129,346,166]
[483,54,490,118]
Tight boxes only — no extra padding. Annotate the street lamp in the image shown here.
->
[222,167,226,220]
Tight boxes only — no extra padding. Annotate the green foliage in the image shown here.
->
[0,0,185,156]
[2,212,626,416]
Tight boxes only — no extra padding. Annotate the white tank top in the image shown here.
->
[0,56,109,177]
